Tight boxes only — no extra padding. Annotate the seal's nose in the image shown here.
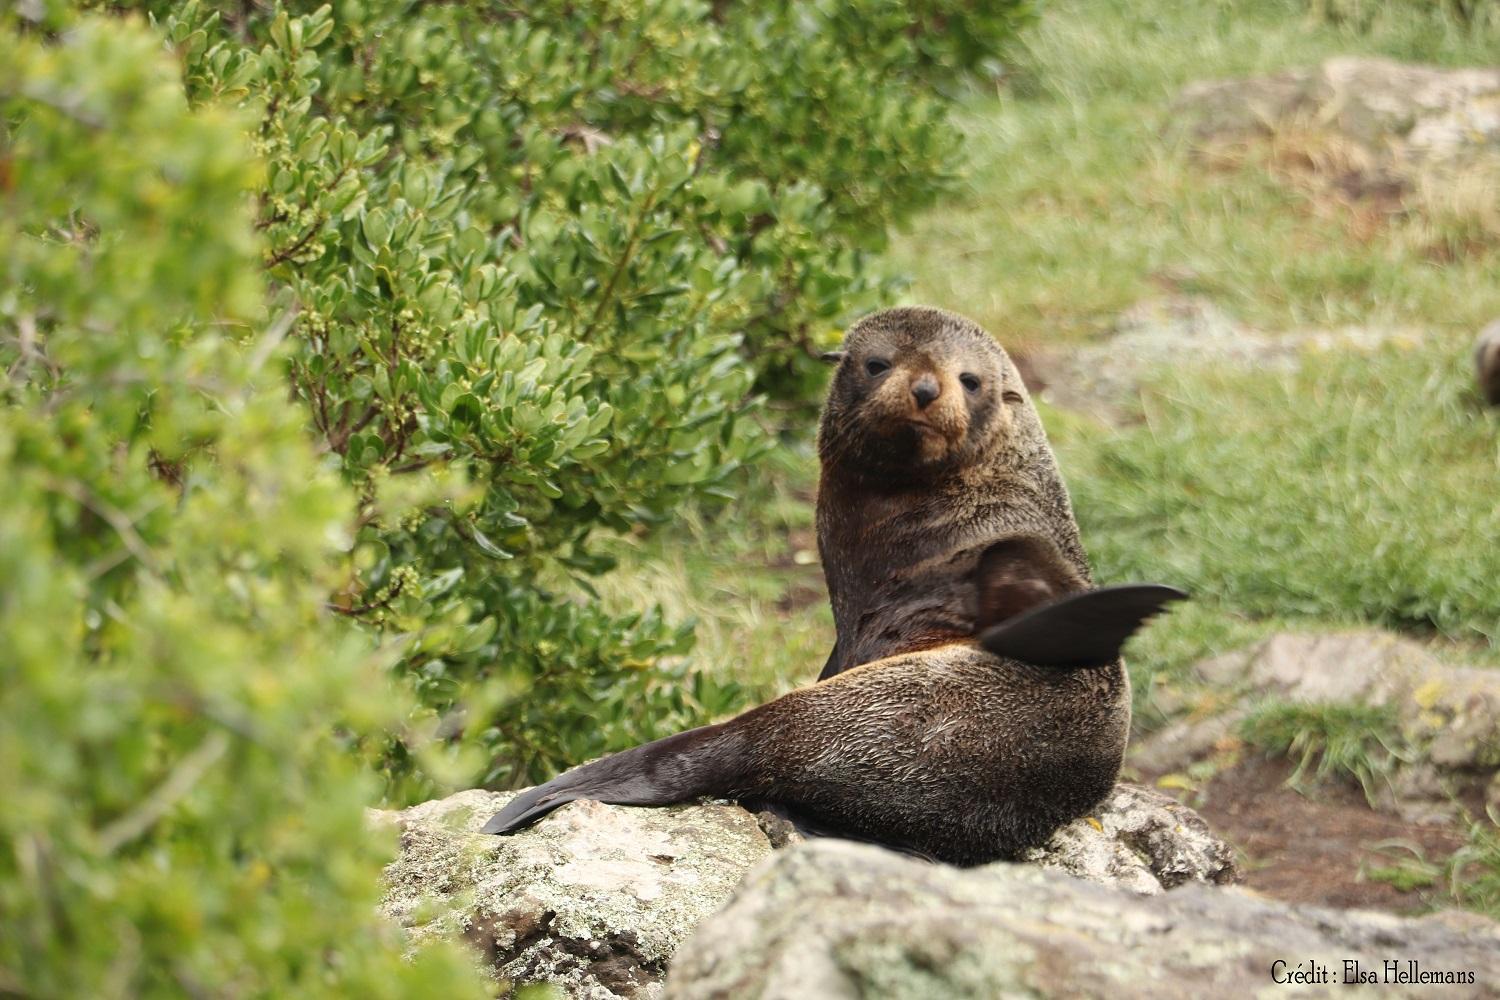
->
[911,374,940,409]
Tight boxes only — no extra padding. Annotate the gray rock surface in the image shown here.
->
[664,839,1500,999]
[1025,783,1238,894]
[1196,631,1500,770]
[1172,56,1500,163]
[375,784,1236,997]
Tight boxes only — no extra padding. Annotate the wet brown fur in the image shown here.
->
[724,638,1127,865]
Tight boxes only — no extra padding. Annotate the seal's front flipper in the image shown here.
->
[973,534,1089,629]
[978,583,1187,668]
[480,724,743,835]
[816,639,844,682]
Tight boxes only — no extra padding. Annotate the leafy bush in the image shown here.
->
[0,15,487,997]
[112,0,1033,792]
[1066,339,1500,647]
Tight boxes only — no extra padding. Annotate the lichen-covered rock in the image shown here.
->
[376,784,1236,997]
[374,789,774,999]
[1171,57,1500,163]
[1027,783,1238,893]
[665,839,1500,999]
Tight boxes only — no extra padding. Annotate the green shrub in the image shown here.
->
[107,0,1032,792]
[0,14,488,997]
[1066,339,1500,648]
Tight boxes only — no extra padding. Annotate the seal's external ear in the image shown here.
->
[980,584,1188,669]
[973,534,1087,632]
[820,350,846,365]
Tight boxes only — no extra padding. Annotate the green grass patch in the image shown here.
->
[1449,817,1500,916]
[889,0,1500,347]
[1238,701,1403,800]
[1057,338,1500,650]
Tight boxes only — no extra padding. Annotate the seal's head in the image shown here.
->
[818,307,1039,483]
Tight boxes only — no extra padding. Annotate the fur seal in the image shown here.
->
[481,307,1185,864]
[815,306,1092,678]
[1476,320,1500,406]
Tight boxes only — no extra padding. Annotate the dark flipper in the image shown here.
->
[480,722,747,835]
[816,639,843,682]
[978,583,1187,669]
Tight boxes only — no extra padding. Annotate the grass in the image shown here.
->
[1237,701,1403,801]
[1061,338,1500,656]
[887,0,1500,350]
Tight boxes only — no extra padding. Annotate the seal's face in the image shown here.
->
[819,307,1035,482]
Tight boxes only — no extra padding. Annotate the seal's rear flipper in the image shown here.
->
[978,584,1187,668]
[480,724,741,835]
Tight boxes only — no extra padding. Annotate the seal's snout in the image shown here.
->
[911,373,940,410]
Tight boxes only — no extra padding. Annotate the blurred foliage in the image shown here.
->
[0,0,1030,989]
[43,0,1026,794]
[0,14,489,997]
[1307,0,1496,33]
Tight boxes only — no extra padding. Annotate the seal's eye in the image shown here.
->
[865,358,890,377]
[959,373,982,393]
[1002,390,1024,404]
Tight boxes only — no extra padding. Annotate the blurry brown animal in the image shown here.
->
[1477,320,1500,406]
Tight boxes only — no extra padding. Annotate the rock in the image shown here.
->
[375,790,774,999]
[1194,630,1500,770]
[1191,629,1435,705]
[1172,57,1500,163]
[1025,783,1238,893]
[377,784,1236,997]
[1032,296,1416,422]
[1134,630,1500,820]
[1128,708,1249,776]
[1379,762,1463,827]
[664,839,1500,999]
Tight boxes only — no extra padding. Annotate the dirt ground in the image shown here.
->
[1147,756,1467,914]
